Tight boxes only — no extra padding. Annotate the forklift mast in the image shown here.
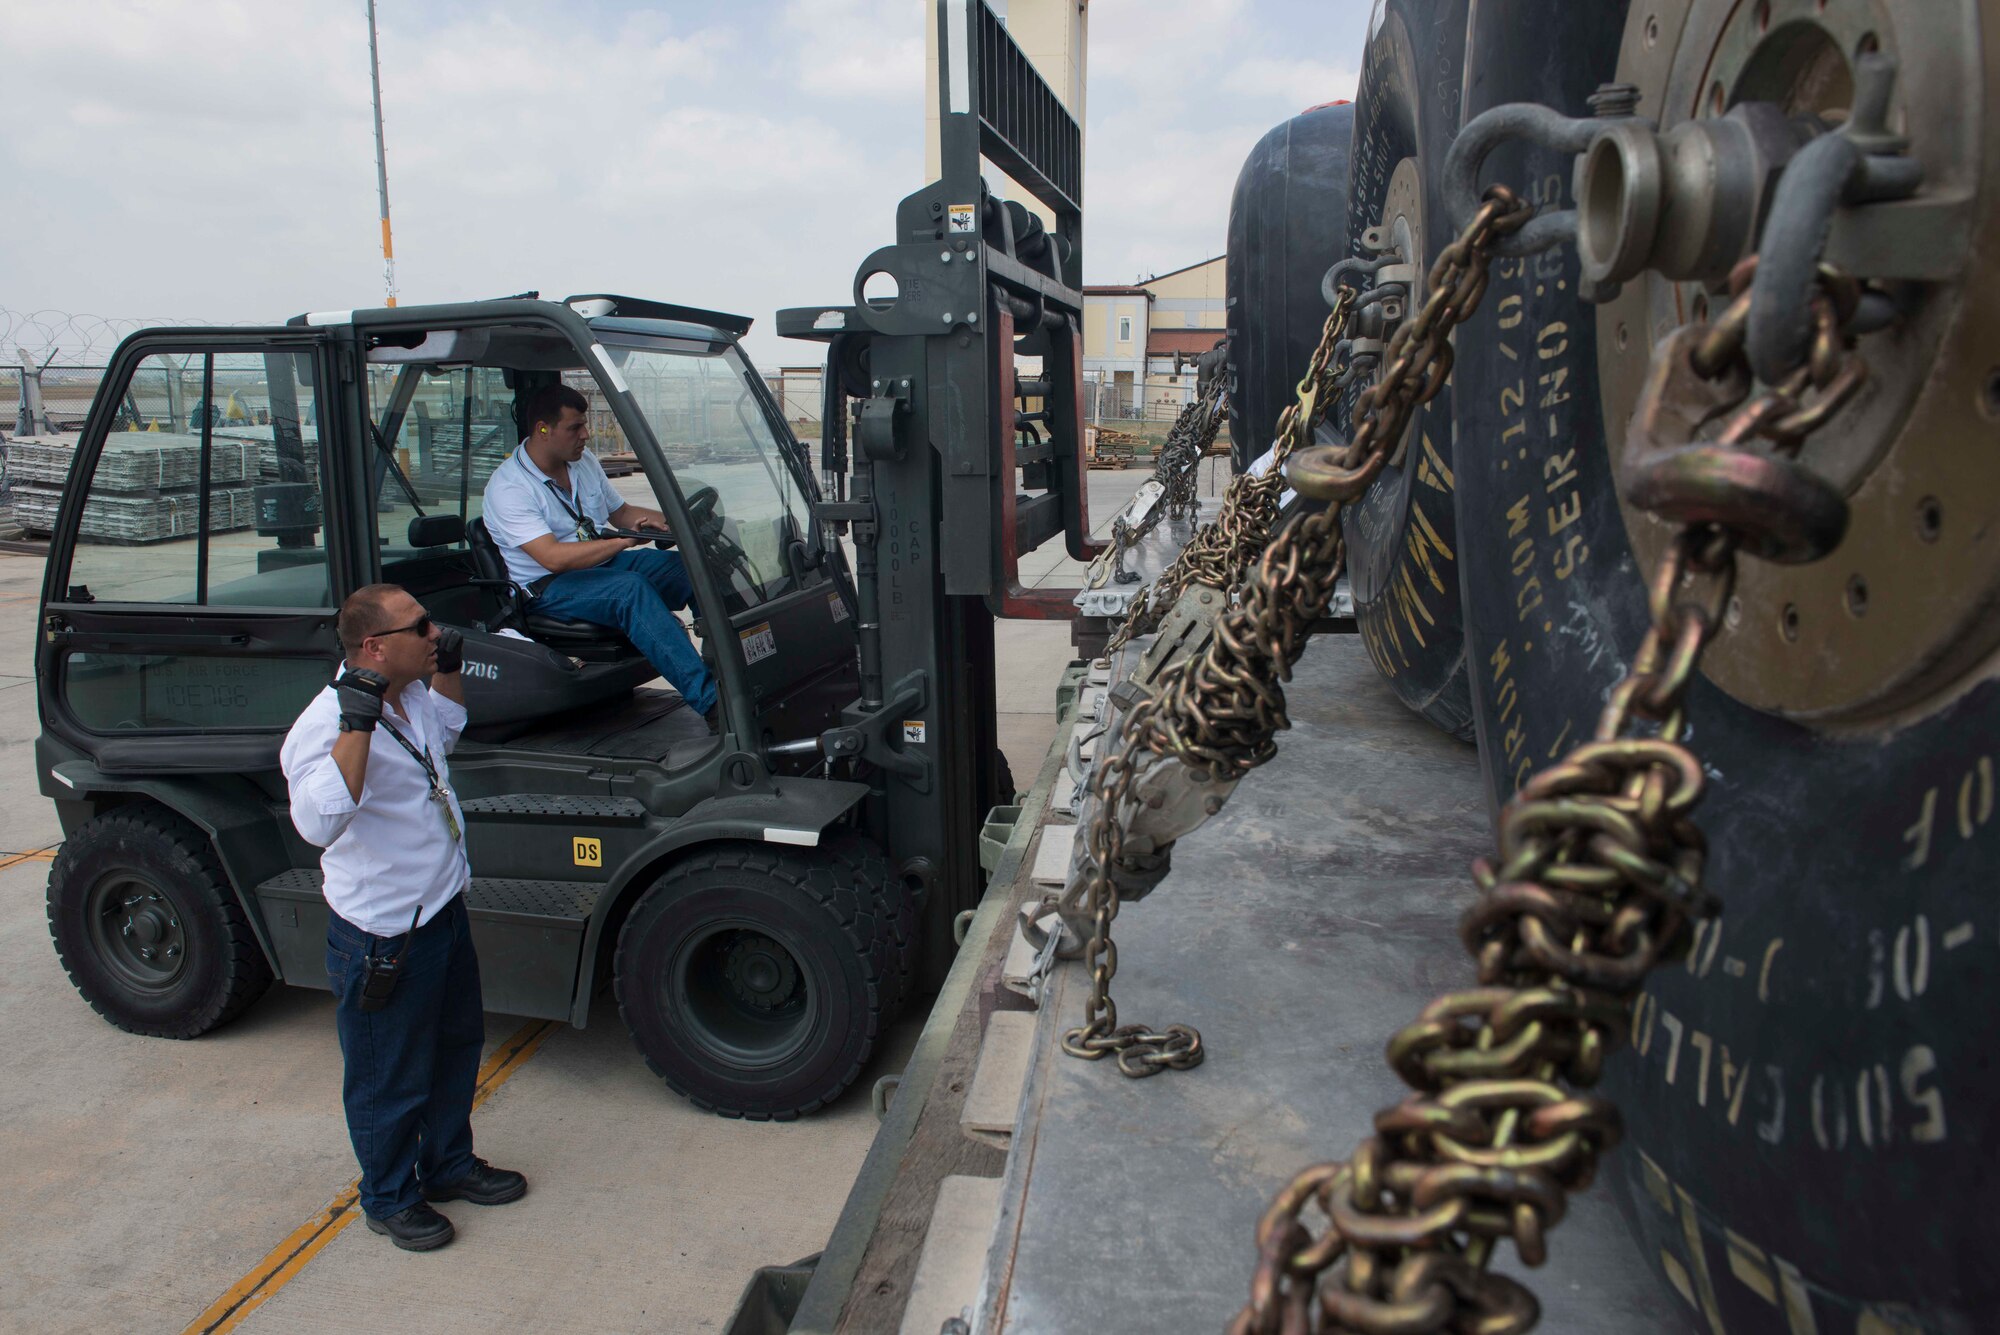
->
[780,0,1094,988]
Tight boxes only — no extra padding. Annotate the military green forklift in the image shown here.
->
[35,250,1094,1116]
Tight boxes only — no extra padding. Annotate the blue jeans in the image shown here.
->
[535,549,716,714]
[326,895,484,1219]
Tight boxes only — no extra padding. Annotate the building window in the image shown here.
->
[1117,316,1132,343]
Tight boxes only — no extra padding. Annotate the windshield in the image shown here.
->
[599,337,812,611]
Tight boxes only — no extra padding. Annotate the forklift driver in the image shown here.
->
[481,384,720,730]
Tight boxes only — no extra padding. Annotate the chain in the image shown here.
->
[1108,289,1356,652]
[1158,370,1228,520]
[1093,375,1231,590]
[1230,257,1869,1335]
[1064,189,1534,1078]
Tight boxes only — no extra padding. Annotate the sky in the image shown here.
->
[1,0,1369,370]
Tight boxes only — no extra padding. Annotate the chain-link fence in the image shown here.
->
[2,365,107,435]
[1083,371,1205,424]
[3,309,271,440]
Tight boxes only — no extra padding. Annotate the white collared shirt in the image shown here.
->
[280,679,470,936]
[481,442,626,586]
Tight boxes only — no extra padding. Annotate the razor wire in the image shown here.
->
[1,309,258,367]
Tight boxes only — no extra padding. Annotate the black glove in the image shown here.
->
[336,668,390,733]
[434,627,464,675]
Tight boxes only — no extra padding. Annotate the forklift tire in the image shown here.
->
[821,832,917,1022]
[614,843,885,1120]
[1340,0,1478,743]
[45,804,272,1039]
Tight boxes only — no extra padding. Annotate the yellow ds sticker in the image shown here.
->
[573,836,603,868]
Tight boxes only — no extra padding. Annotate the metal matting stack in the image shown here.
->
[12,432,259,541]
[11,432,255,490]
[421,420,513,488]
[16,486,256,543]
[209,425,323,489]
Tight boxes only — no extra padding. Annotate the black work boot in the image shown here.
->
[364,1201,455,1251]
[422,1157,527,1206]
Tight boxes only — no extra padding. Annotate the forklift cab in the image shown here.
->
[40,294,858,758]
[344,296,858,743]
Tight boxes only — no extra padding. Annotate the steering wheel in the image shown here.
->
[683,485,722,528]
[681,485,754,586]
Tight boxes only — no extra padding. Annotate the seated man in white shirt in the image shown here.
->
[280,584,526,1252]
[480,384,717,729]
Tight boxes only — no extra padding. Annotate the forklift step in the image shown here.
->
[252,869,599,1020]
[457,793,650,826]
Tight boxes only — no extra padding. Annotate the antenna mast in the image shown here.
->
[366,0,398,308]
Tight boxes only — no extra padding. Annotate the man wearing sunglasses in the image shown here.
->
[279,584,526,1252]
[481,383,718,730]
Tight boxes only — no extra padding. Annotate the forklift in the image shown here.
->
[34,3,1091,1123]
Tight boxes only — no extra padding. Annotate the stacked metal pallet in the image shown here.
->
[206,426,323,489]
[17,487,257,543]
[12,432,258,542]
[421,420,512,488]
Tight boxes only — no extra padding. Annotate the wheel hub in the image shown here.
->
[723,933,798,1011]
[1360,157,1426,467]
[93,880,185,985]
[1599,0,1997,726]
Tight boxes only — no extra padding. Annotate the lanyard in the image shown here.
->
[517,448,600,540]
[377,714,463,842]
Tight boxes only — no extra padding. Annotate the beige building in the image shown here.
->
[1083,255,1227,418]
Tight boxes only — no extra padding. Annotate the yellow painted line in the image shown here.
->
[0,845,60,869]
[181,1018,558,1335]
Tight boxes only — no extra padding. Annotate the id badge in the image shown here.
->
[432,785,463,842]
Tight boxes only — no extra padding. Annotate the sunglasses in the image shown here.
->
[369,614,434,641]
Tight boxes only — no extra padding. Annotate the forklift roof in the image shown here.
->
[562,293,753,336]
[287,294,754,341]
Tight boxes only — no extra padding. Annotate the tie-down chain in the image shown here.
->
[1107,286,1358,654]
[1059,191,1532,1077]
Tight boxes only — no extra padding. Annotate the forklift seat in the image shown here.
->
[464,517,640,659]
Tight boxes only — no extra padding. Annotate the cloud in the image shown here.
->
[782,0,926,99]
[1076,0,1373,285]
[0,1,919,367]
[0,0,1371,368]
[1085,0,1252,87]
[1222,57,1361,113]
